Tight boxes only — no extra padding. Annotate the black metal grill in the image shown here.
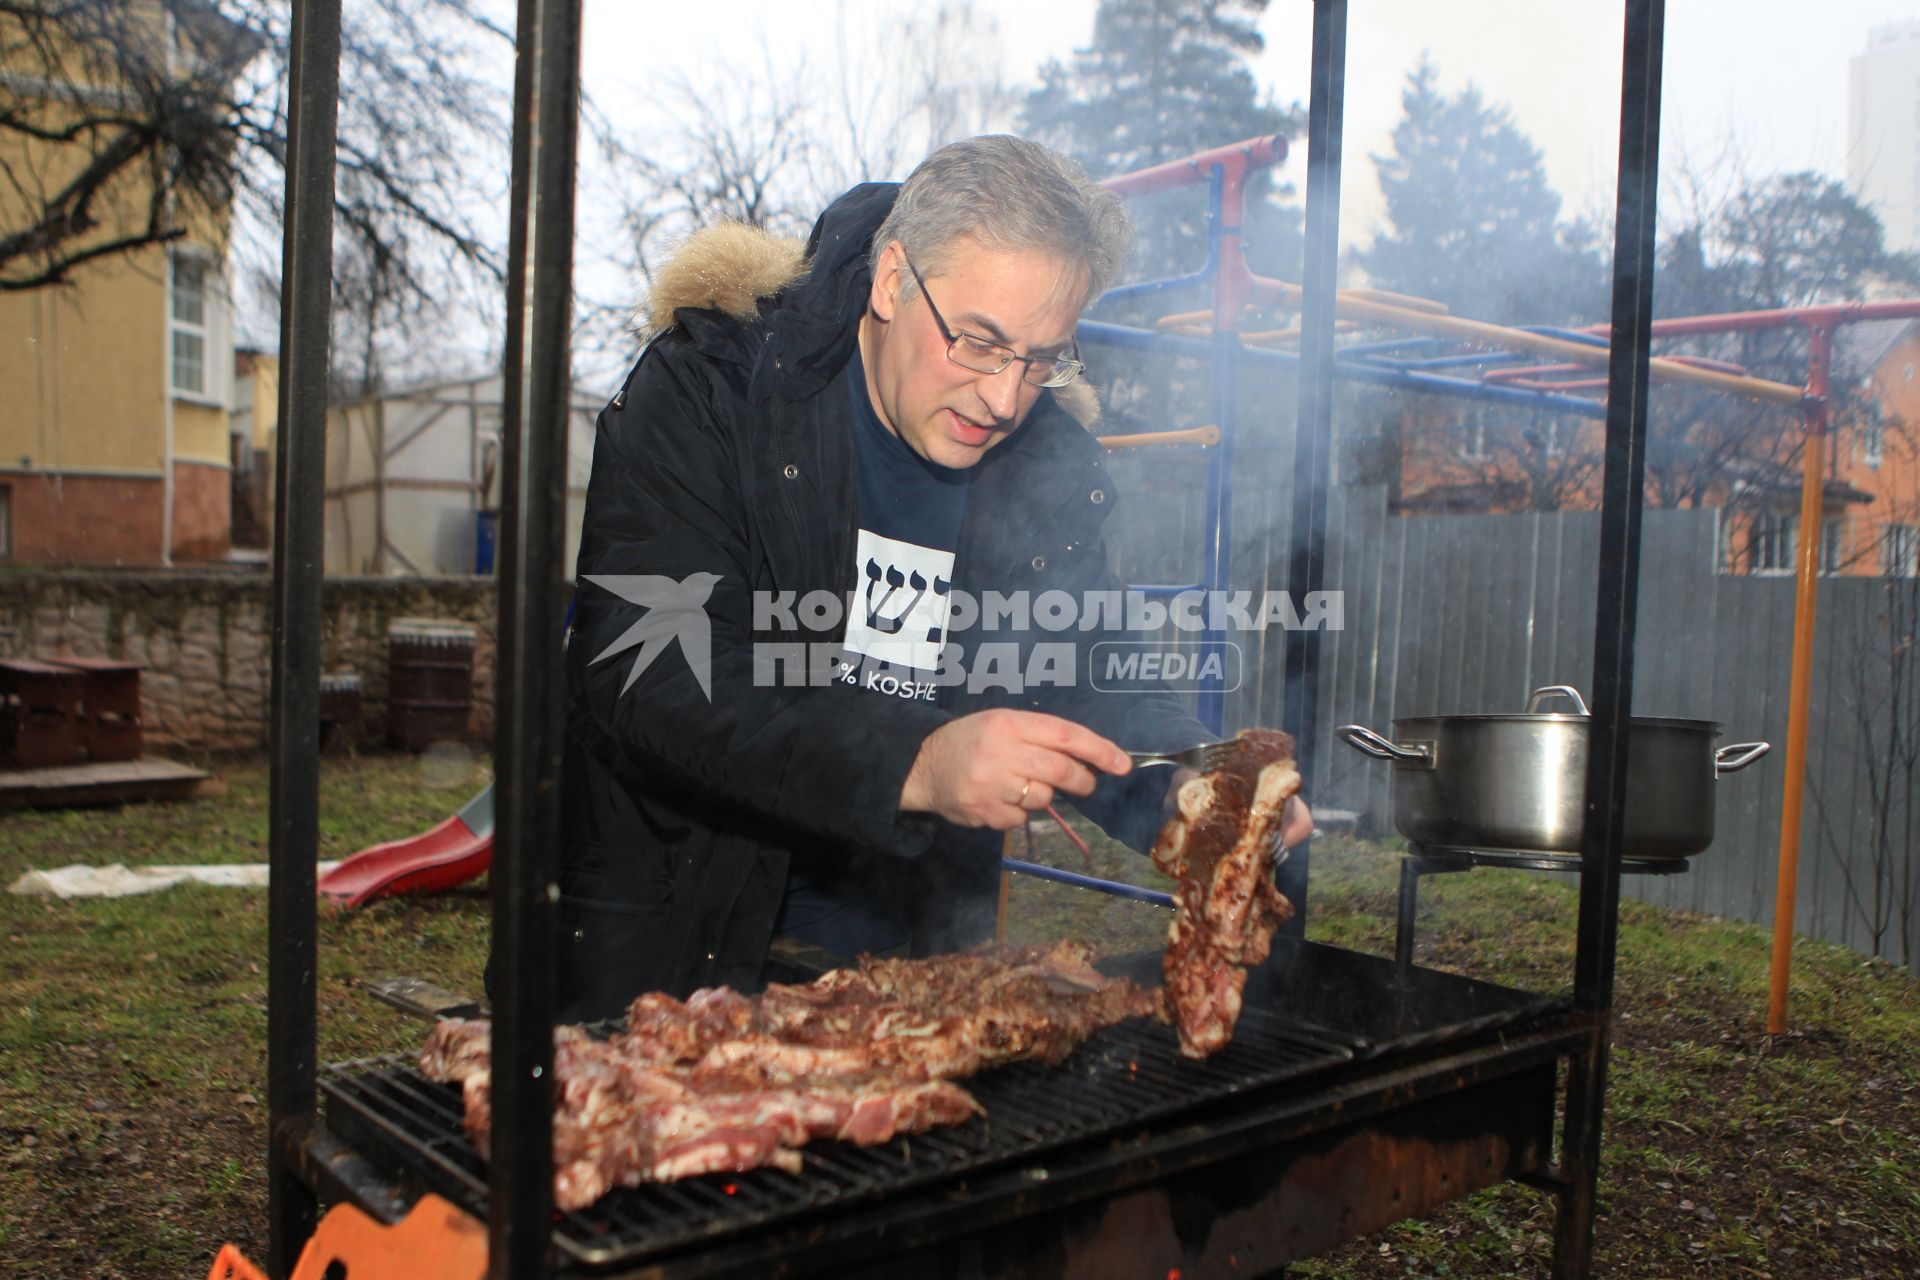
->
[321,1006,1356,1270]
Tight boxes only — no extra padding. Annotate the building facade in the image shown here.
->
[1849,21,1920,255]
[0,3,244,566]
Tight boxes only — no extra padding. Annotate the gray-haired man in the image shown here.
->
[545,135,1309,1020]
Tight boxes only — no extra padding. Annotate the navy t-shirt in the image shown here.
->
[836,346,968,702]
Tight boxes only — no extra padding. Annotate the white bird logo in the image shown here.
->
[581,572,722,701]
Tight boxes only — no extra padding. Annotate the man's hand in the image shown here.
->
[900,709,1132,830]
[1279,796,1313,848]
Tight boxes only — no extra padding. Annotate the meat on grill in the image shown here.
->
[1151,729,1300,1058]
[419,942,1160,1209]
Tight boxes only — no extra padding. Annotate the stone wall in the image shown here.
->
[0,570,499,750]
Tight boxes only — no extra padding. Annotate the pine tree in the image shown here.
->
[1021,0,1302,287]
[1358,58,1604,326]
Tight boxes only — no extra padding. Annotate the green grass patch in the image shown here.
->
[3,767,1917,1277]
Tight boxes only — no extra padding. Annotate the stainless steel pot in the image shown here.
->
[1337,686,1770,859]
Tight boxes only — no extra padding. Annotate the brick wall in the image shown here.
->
[171,460,232,562]
[0,471,164,565]
[0,570,499,750]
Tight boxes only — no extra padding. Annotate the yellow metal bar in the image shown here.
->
[1343,286,1452,315]
[1258,279,1807,407]
[1154,308,1215,330]
[1768,411,1828,1034]
[1097,426,1221,450]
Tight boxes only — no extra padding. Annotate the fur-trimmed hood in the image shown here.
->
[641,221,808,334]
[639,191,1101,429]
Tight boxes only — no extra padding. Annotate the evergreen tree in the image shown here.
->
[1358,58,1605,326]
[1021,0,1302,287]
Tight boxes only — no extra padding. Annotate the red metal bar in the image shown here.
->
[1099,133,1287,198]
[1504,377,1612,393]
[1483,363,1587,384]
[1580,297,1920,338]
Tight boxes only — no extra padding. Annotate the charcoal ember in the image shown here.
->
[1151,729,1300,1057]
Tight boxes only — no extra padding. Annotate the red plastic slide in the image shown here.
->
[318,786,494,908]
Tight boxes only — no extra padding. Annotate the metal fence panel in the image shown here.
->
[1109,448,1920,974]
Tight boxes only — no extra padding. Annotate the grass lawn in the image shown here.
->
[3,752,1917,1278]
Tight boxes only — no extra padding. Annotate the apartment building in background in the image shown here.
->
[1849,21,1920,255]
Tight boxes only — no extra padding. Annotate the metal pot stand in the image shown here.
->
[1393,845,1689,977]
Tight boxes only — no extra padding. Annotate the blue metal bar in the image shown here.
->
[1095,268,1216,306]
[1526,325,1613,348]
[1002,859,1174,908]
[1380,350,1536,371]
[1335,335,1443,358]
[1341,364,1607,417]
[1079,321,1608,417]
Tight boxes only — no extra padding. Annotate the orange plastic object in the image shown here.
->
[299,1194,486,1280]
[207,1195,486,1280]
[206,1243,268,1280]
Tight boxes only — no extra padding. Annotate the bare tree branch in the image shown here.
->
[2,0,517,394]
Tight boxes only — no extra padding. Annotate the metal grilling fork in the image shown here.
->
[1126,740,1237,771]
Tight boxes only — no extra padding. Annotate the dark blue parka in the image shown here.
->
[545,184,1210,1019]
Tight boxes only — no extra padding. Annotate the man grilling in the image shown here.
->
[543,136,1309,1021]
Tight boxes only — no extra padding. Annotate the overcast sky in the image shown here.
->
[581,1,1916,242]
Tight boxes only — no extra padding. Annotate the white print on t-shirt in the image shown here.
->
[840,529,954,674]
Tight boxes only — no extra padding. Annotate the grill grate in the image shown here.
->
[320,1008,1356,1270]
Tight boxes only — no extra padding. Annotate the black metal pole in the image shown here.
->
[1555,2,1664,1275]
[1277,0,1347,937]
[266,0,341,1274]
[490,0,582,1273]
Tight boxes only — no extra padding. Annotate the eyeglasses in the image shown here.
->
[906,260,1086,389]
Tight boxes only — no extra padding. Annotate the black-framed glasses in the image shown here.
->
[906,260,1086,389]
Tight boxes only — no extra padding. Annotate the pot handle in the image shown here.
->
[1337,724,1434,766]
[1715,741,1771,775]
[1525,685,1591,715]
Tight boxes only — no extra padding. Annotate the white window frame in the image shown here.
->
[1820,515,1847,575]
[1858,401,1886,470]
[169,247,229,406]
[1542,417,1569,459]
[1749,511,1796,575]
[1885,522,1919,578]
[1457,413,1492,462]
